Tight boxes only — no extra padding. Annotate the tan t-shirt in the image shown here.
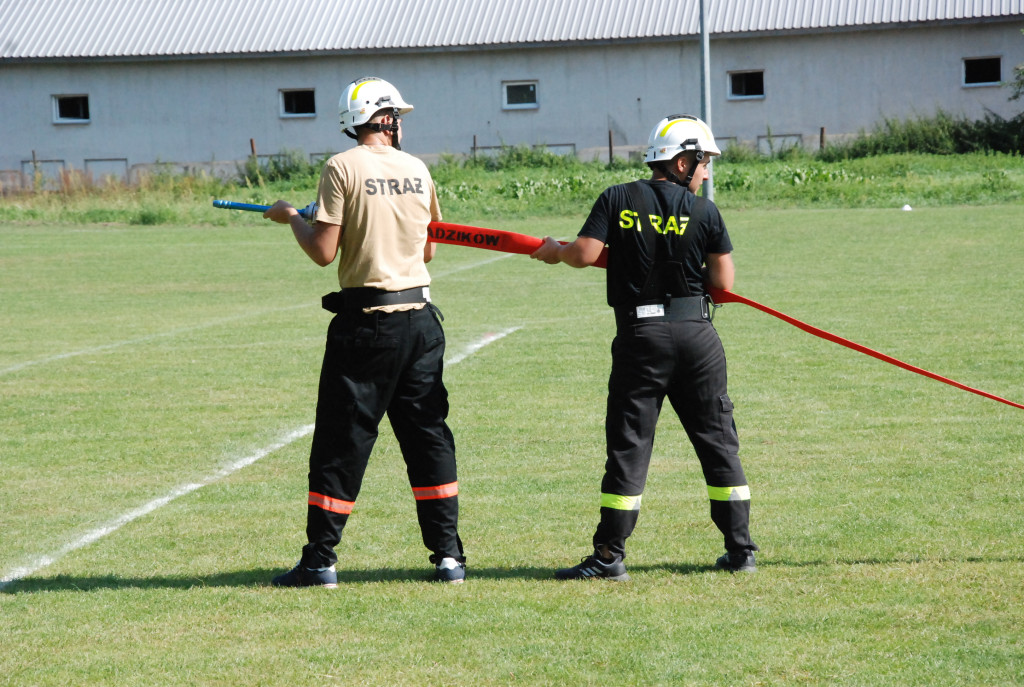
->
[314,145,441,298]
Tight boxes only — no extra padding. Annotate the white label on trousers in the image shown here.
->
[636,304,664,318]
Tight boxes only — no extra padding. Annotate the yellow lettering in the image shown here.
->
[619,209,638,230]
[667,216,691,235]
[620,212,690,235]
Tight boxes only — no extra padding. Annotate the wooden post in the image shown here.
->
[820,127,826,151]
[250,138,257,157]
[608,129,614,165]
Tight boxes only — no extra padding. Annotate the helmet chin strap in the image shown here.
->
[390,113,401,151]
[675,150,704,188]
[364,108,402,150]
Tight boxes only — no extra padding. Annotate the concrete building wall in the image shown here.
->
[713,22,1024,150]
[1,19,1020,182]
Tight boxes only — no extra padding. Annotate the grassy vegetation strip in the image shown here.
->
[1,152,1022,228]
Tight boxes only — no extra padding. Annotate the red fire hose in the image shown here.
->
[429,221,1023,411]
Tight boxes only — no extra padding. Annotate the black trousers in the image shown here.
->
[300,305,463,569]
[594,317,757,559]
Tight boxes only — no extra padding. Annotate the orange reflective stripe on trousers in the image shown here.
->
[411,481,459,501]
[308,491,355,514]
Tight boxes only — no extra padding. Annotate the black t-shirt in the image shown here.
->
[578,179,733,307]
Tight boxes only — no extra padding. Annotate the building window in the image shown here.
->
[728,71,765,99]
[281,89,316,117]
[53,95,90,123]
[963,57,1001,86]
[503,81,538,110]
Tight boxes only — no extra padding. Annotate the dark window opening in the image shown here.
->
[282,89,316,116]
[729,71,764,98]
[503,82,538,109]
[964,57,1001,85]
[56,95,90,121]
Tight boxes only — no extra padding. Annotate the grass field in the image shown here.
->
[1,202,1022,685]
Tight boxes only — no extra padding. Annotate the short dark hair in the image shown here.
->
[354,108,399,134]
[648,150,702,173]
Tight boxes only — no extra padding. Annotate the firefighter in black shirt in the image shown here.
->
[531,114,758,579]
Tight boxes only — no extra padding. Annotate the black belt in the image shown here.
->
[614,295,710,327]
[322,286,430,313]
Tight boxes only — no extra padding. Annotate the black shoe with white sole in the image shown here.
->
[555,553,630,581]
[434,557,466,583]
[272,563,338,588]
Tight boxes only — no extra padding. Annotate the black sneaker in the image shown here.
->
[434,557,466,584]
[555,553,630,581]
[272,562,338,588]
[714,550,757,573]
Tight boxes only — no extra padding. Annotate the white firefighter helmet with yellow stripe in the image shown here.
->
[338,76,413,137]
[644,114,721,164]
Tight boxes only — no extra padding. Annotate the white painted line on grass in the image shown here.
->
[446,326,521,366]
[0,304,312,377]
[0,328,519,589]
[1,249,513,377]
[0,424,314,590]
[431,251,514,279]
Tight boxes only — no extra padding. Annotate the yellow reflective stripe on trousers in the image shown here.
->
[707,485,751,501]
[600,493,642,511]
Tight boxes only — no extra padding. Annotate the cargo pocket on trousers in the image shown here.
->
[718,395,740,454]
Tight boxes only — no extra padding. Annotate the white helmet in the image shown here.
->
[338,76,413,137]
[644,114,721,164]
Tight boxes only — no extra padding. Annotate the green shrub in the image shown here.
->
[239,149,326,185]
[820,110,1024,160]
[131,207,178,225]
[76,208,126,223]
[464,144,585,171]
[719,142,761,164]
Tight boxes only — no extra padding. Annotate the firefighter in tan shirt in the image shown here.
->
[263,77,465,586]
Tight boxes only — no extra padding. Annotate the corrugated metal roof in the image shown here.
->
[1,0,1021,61]
[712,0,1023,32]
